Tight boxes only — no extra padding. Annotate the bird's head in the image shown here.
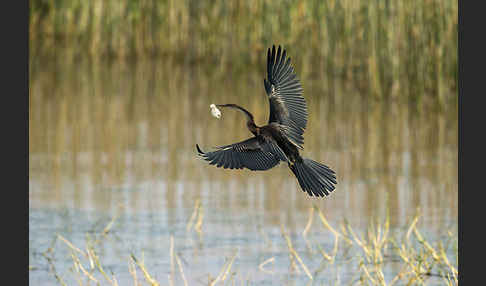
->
[210,104,221,119]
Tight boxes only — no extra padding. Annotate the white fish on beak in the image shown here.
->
[210,104,221,119]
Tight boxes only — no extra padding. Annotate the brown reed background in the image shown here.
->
[30,0,457,107]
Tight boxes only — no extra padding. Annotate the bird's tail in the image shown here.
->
[289,158,337,197]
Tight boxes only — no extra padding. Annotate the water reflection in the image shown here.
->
[29,56,457,284]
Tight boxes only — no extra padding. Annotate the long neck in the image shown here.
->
[247,121,258,135]
[216,104,259,135]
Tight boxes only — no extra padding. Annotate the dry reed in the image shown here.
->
[38,203,457,285]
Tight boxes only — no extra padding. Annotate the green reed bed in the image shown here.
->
[30,0,457,106]
[33,202,458,285]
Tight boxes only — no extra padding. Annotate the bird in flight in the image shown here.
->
[196,45,337,197]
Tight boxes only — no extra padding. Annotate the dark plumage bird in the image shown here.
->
[196,45,337,197]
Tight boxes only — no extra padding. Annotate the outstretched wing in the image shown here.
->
[196,136,286,171]
[264,45,307,149]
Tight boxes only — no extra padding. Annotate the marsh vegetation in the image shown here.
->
[29,0,457,284]
[30,0,457,106]
[37,203,457,285]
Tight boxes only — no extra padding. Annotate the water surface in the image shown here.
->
[29,57,457,285]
